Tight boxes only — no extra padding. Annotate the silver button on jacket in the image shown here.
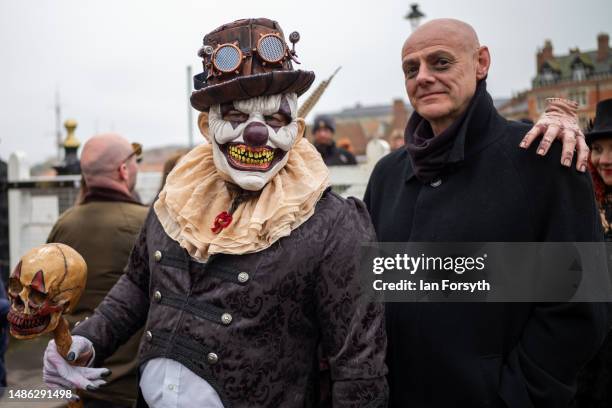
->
[237,272,249,283]
[221,313,233,325]
[207,352,218,365]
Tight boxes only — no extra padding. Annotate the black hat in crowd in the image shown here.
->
[586,98,612,146]
[312,115,336,133]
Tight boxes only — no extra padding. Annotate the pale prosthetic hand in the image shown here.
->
[43,335,109,392]
[519,98,588,172]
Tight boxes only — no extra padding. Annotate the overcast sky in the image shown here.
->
[1,0,610,163]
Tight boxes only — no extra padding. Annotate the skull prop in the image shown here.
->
[7,243,87,339]
[203,92,305,191]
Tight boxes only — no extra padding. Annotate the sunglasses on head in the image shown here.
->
[123,142,143,164]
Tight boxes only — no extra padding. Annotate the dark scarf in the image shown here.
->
[314,141,337,158]
[82,187,142,205]
[405,80,488,183]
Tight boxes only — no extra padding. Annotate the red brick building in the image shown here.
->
[499,33,612,128]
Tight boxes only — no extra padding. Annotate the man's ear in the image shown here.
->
[198,111,211,142]
[476,46,491,80]
[118,162,128,182]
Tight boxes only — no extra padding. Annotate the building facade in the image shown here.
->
[499,33,612,129]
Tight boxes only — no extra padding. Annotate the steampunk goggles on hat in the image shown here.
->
[202,33,292,75]
[194,30,301,89]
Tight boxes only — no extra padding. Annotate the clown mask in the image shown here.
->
[199,93,305,191]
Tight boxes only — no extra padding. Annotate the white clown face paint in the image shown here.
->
[209,93,299,191]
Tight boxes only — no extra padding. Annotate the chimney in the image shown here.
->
[598,33,609,62]
[391,99,408,132]
[537,39,554,71]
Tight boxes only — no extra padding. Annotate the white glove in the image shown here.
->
[43,335,110,391]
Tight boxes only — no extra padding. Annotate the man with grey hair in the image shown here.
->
[46,133,147,408]
[365,18,608,407]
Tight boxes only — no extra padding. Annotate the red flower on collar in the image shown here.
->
[211,211,233,234]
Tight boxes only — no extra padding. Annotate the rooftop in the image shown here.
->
[533,34,612,87]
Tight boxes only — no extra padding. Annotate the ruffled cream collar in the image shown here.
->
[153,138,330,261]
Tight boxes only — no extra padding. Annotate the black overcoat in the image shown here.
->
[364,86,608,408]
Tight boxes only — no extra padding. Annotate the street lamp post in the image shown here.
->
[187,65,194,148]
[405,3,425,31]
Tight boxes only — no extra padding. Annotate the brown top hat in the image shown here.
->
[586,98,612,145]
[190,18,315,111]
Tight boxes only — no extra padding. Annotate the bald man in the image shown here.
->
[80,133,140,196]
[364,19,607,407]
[47,134,147,408]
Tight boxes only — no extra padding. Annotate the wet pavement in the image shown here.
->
[1,334,63,408]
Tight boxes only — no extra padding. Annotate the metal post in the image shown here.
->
[55,90,62,161]
[8,152,28,269]
[187,66,194,148]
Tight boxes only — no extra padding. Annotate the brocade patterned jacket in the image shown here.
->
[73,189,388,408]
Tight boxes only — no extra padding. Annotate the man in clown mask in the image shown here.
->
[41,18,388,408]
[207,94,302,191]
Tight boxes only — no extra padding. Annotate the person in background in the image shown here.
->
[46,133,147,408]
[336,138,354,154]
[574,98,612,408]
[312,115,357,165]
[586,99,612,241]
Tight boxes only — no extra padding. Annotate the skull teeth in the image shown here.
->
[7,308,51,333]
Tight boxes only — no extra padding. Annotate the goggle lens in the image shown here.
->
[214,44,242,73]
[257,34,286,63]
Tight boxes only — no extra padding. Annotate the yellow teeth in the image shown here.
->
[228,145,274,166]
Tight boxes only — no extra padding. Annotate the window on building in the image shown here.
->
[541,68,556,83]
[567,89,587,106]
[572,64,587,81]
